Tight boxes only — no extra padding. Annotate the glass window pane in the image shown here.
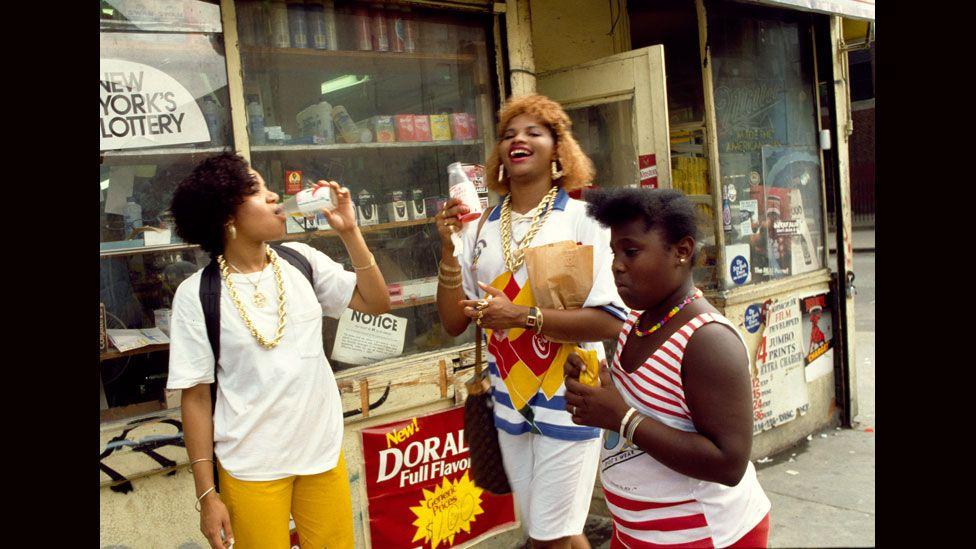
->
[709,7,826,288]
[235,0,493,371]
[565,100,638,188]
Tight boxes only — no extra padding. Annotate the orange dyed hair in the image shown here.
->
[486,94,595,195]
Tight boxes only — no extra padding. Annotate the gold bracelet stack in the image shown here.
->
[438,260,463,289]
[353,253,377,271]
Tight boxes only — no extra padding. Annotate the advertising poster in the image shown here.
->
[361,407,517,549]
[751,296,810,435]
[801,294,834,382]
[100,58,212,150]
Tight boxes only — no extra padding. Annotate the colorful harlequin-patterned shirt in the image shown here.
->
[457,188,627,441]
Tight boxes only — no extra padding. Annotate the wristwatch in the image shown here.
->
[525,307,540,330]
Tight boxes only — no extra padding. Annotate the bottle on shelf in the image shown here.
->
[370,6,390,52]
[269,0,290,48]
[287,0,309,48]
[246,95,266,145]
[124,196,144,239]
[352,6,372,51]
[332,105,360,144]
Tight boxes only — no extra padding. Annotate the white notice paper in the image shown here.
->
[752,297,809,435]
[106,328,170,354]
[105,166,135,215]
[331,309,407,365]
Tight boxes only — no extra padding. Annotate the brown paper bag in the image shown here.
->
[523,240,593,310]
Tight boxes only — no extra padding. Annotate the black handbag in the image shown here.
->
[462,211,511,495]
[464,325,512,495]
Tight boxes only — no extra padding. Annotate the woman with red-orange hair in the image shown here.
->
[435,94,626,548]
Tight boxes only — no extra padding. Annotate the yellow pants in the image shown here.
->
[217,453,355,549]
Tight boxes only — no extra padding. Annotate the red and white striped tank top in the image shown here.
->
[601,311,771,548]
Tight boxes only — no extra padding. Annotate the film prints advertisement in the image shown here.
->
[361,407,516,549]
[749,296,810,435]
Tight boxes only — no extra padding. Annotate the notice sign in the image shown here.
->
[100,58,211,151]
[752,297,809,435]
[331,309,407,365]
[362,407,516,549]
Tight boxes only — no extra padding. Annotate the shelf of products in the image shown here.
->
[250,140,483,153]
[241,46,477,72]
[99,218,437,258]
[100,344,170,363]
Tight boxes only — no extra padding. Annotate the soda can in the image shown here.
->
[287,1,309,48]
[353,6,372,50]
[269,0,291,48]
[371,7,390,52]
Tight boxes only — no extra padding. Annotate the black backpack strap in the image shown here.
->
[271,243,314,287]
[198,258,222,491]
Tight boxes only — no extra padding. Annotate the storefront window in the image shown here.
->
[100,0,230,417]
[234,0,494,370]
[708,4,826,288]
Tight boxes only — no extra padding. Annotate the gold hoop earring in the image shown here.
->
[497,164,505,183]
[551,160,564,180]
[227,224,237,240]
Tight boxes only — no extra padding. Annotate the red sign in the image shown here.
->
[361,407,516,549]
[639,154,658,188]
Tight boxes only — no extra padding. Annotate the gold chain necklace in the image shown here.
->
[228,261,268,308]
[217,247,288,349]
[500,185,559,274]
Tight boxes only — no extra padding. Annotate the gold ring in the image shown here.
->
[476,317,482,327]
[477,309,484,319]
[476,300,489,310]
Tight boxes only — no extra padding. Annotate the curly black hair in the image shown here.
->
[170,153,257,256]
[584,187,700,254]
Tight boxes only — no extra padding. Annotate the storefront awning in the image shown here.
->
[740,0,875,20]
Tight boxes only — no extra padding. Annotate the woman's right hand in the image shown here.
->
[200,494,235,548]
[434,197,470,252]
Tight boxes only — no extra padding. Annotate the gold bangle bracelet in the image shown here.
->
[438,260,462,274]
[353,253,376,271]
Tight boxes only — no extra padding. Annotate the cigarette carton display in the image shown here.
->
[386,190,410,222]
[408,189,427,219]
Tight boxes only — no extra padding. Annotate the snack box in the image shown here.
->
[430,114,452,141]
[371,115,397,143]
[395,114,416,142]
[413,115,432,141]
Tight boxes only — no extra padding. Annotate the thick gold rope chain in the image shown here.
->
[217,247,288,349]
[499,185,560,274]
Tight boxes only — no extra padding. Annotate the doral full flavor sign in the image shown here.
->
[100,59,211,151]
[362,407,516,549]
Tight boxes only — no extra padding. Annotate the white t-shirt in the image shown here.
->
[457,188,628,441]
[166,242,357,481]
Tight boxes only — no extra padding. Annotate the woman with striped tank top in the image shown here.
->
[564,188,770,548]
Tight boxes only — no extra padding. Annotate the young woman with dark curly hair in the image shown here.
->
[165,153,390,549]
[564,188,771,548]
[435,95,626,549]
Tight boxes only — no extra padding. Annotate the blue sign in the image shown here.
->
[730,255,749,285]
[744,304,762,333]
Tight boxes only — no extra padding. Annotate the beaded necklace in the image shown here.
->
[631,288,703,338]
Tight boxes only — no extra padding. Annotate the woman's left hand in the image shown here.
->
[459,282,528,331]
[564,367,630,431]
[314,180,357,235]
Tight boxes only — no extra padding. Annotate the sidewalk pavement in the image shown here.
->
[829,227,875,253]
